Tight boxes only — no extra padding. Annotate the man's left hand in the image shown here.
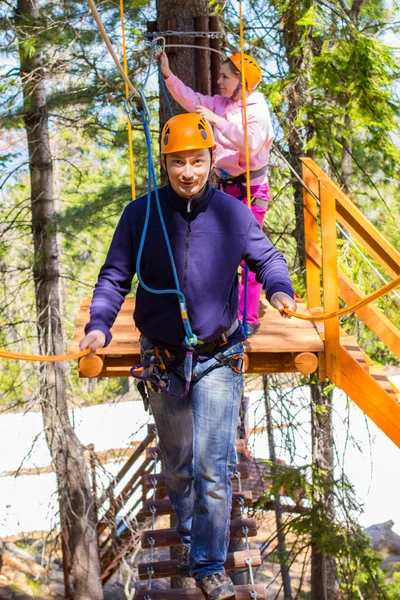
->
[195,106,222,126]
[270,292,297,318]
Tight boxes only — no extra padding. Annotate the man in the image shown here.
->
[80,113,297,600]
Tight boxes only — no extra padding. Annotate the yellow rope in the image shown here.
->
[119,0,136,200]
[0,348,92,362]
[284,274,400,321]
[238,2,252,210]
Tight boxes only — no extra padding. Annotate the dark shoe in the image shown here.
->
[177,545,191,577]
[246,323,260,338]
[196,573,235,600]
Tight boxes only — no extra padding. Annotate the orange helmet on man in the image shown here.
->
[161,113,216,154]
[228,53,262,92]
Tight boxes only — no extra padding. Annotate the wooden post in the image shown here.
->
[302,160,321,310]
[195,16,210,95]
[320,179,341,386]
[209,15,221,95]
[167,18,177,55]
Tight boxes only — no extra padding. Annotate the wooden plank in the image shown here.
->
[143,463,250,490]
[98,457,153,536]
[141,518,258,548]
[140,492,253,517]
[339,346,400,447]
[320,179,341,385]
[97,430,156,507]
[70,298,323,359]
[135,585,267,599]
[138,549,261,580]
[146,440,246,461]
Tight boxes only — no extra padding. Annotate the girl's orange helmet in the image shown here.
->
[229,53,262,91]
[161,113,216,154]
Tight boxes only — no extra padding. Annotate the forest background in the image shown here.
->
[1,0,400,598]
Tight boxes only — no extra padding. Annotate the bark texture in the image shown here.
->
[311,382,340,600]
[16,1,103,598]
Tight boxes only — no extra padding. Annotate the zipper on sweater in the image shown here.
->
[183,199,192,295]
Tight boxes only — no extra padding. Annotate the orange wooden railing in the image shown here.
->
[301,157,400,384]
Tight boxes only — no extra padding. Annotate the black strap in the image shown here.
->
[137,380,150,411]
[220,165,268,186]
[214,352,244,374]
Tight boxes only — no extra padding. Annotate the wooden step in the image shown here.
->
[341,337,369,372]
[141,518,257,549]
[143,463,250,491]
[369,366,398,395]
[138,549,261,580]
[146,439,247,461]
[140,492,253,517]
[135,584,267,599]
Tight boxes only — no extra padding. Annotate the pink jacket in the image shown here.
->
[165,73,274,185]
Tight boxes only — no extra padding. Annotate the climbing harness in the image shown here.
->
[218,165,269,207]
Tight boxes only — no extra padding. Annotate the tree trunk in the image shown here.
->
[157,0,210,131]
[16,2,103,598]
[310,382,340,600]
[156,3,210,588]
[263,376,293,600]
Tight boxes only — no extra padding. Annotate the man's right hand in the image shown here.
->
[159,52,171,79]
[79,330,106,354]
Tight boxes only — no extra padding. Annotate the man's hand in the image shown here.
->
[159,52,171,79]
[195,105,222,126]
[79,330,106,354]
[270,292,298,319]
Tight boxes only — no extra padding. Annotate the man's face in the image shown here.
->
[163,148,212,200]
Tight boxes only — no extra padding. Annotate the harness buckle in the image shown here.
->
[218,333,228,346]
[229,355,244,374]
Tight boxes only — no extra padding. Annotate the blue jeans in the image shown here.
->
[144,341,244,579]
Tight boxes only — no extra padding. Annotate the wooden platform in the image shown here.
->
[70,297,323,377]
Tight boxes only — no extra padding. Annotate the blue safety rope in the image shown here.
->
[128,100,196,398]
[138,111,197,348]
[158,66,174,117]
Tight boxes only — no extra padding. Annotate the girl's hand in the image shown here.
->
[159,52,171,79]
[195,105,222,126]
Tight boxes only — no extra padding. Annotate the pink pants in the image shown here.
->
[221,182,270,325]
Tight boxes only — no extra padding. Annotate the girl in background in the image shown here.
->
[160,52,274,337]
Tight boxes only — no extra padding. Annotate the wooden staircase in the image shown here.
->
[91,411,268,599]
[302,157,400,447]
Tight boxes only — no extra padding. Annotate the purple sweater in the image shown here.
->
[85,183,294,348]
